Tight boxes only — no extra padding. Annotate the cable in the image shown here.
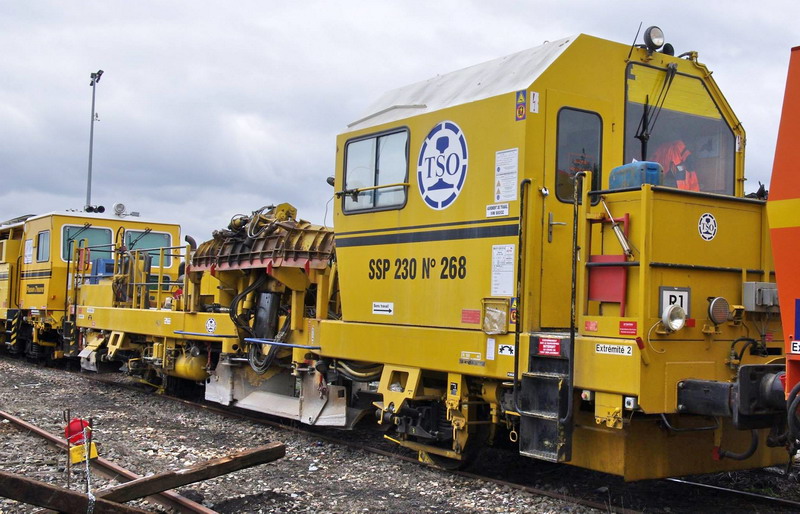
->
[646,321,666,354]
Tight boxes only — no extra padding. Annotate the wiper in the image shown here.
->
[128,228,152,250]
[634,62,678,160]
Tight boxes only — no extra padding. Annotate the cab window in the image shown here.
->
[625,63,735,195]
[62,226,113,260]
[36,231,49,262]
[343,130,408,212]
[125,230,172,266]
[556,108,602,202]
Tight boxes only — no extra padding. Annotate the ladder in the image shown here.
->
[517,333,573,462]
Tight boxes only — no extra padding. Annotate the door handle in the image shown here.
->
[548,212,566,243]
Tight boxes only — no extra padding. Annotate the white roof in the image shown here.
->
[347,36,576,131]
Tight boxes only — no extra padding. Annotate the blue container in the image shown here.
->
[608,161,662,190]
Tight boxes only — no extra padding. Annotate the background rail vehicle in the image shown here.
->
[0,204,181,361]
[7,27,797,481]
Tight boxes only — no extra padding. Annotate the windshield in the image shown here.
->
[625,63,736,195]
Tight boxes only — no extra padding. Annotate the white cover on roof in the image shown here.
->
[347,36,577,131]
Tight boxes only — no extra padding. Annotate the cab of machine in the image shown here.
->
[332,32,744,332]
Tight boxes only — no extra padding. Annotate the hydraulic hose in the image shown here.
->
[718,429,759,461]
[787,381,800,443]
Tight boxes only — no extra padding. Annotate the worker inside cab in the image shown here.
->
[652,140,700,191]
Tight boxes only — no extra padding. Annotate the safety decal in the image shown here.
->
[498,344,515,356]
[461,309,480,324]
[619,321,637,335]
[538,337,561,356]
[205,318,217,334]
[530,91,540,114]
[417,121,468,210]
[584,320,598,332]
[495,148,518,202]
[486,203,509,218]
[486,337,495,361]
[698,213,718,241]
[164,317,172,325]
[515,90,526,121]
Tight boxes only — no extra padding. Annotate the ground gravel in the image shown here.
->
[0,358,595,513]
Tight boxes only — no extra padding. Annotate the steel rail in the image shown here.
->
[666,477,800,509]
[78,373,634,513]
[0,408,216,514]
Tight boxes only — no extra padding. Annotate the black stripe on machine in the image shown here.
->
[336,223,518,248]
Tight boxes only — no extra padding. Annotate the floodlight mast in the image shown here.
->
[85,69,104,211]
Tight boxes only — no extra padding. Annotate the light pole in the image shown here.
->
[86,69,104,211]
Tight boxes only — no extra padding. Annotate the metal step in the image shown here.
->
[517,409,558,420]
[519,449,559,462]
[521,371,568,380]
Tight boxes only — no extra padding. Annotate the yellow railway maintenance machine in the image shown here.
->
[0,209,180,362]
[74,28,790,480]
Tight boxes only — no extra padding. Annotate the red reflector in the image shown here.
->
[65,418,90,445]
[635,337,645,350]
[685,318,696,328]
[779,372,787,391]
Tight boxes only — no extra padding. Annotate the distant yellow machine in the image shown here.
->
[0,210,180,362]
[72,27,790,480]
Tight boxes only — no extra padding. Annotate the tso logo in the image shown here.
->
[698,212,718,241]
[417,121,468,210]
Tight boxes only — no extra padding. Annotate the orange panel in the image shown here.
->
[769,46,800,390]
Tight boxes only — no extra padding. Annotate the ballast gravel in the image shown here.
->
[0,359,594,513]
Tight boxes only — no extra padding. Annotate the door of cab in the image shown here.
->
[539,90,611,328]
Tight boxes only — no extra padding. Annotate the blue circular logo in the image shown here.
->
[417,121,468,210]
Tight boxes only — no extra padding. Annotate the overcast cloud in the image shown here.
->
[1,1,797,240]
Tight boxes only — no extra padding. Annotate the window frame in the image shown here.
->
[36,230,50,262]
[124,229,173,267]
[555,107,603,204]
[342,127,410,215]
[623,62,736,196]
[61,225,114,262]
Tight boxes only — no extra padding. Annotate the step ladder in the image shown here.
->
[517,333,573,462]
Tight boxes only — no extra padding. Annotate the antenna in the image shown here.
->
[626,22,643,62]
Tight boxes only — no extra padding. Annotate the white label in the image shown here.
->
[87,307,95,314]
[486,203,509,218]
[660,288,690,317]
[595,343,633,356]
[494,148,518,202]
[205,318,217,334]
[24,239,33,264]
[77,314,85,320]
[491,244,515,296]
[372,302,394,315]
[164,317,172,325]
[530,91,540,114]
[486,338,496,361]
[498,343,515,356]
[792,341,800,354]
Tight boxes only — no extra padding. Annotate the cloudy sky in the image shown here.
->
[1,1,797,240]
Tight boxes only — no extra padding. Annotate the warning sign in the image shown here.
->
[619,321,638,335]
[515,89,526,121]
[538,337,561,356]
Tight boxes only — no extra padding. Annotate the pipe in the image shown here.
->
[560,172,586,425]
[718,429,759,460]
[512,179,532,414]
[184,235,197,251]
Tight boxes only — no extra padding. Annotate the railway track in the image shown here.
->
[78,370,800,513]
[2,356,799,513]
[0,408,215,513]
